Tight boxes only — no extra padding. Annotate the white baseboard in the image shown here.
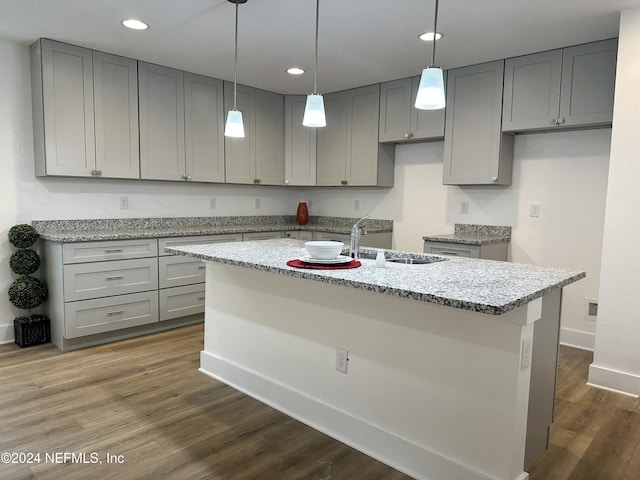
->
[0,324,14,344]
[559,327,595,351]
[200,350,525,480]
[588,363,640,398]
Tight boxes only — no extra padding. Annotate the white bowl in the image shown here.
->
[304,241,345,260]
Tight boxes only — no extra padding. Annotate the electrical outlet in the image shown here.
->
[460,200,469,215]
[119,197,128,210]
[521,337,532,370]
[336,347,348,374]
[530,203,541,217]
[209,197,216,209]
[354,199,360,211]
[255,198,261,209]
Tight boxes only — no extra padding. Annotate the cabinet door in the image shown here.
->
[224,83,256,184]
[317,92,348,186]
[285,95,317,186]
[560,39,617,127]
[37,39,95,176]
[255,89,285,185]
[379,78,413,142]
[93,52,140,178]
[184,73,225,183]
[502,50,563,132]
[443,61,513,185]
[410,75,446,140]
[139,62,185,181]
[347,84,381,186]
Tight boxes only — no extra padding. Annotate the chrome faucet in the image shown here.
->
[349,214,370,260]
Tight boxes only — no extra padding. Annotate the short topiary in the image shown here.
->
[9,249,41,275]
[8,224,39,249]
[8,276,48,310]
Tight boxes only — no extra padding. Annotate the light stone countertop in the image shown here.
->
[423,224,512,246]
[168,239,585,316]
[32,215,392,242]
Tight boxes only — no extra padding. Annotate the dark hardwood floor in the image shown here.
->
[0,324,638,479]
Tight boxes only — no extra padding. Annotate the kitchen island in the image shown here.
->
[169,239,585,480]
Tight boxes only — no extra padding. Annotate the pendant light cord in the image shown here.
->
[430,0,439,67]
[233,0,239,109]
[313,0,319,94]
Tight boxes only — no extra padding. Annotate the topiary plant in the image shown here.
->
[9,248,41,275]
[8,276,48,311]
[8,224,39,249]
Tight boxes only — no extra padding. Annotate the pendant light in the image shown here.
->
[224,0,246,137]
[302,0,326,127]
[415,0,446,110]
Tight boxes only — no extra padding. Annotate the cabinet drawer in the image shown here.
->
[424,242,480,258]
[64,291,159,338]
[63,239,158,264]
[159,234,243,256]
[242,231,285,241]
[159,284,205,321]
[63,258,158,301]
[159,256,206,288]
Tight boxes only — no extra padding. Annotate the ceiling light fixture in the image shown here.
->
[415,0,446,110]
[418,31,443,42]
[302,0,326,127]
[224,0,247,138]
[121,19,149,30]
[287,67,305,75]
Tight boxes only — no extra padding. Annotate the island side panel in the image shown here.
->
[201,262,536,480]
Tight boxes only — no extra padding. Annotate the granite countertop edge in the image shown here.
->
[167,241,586,317]
[422,234,512,246]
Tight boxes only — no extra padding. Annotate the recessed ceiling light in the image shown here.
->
[419,31,443,41]
[287,67,305,75]
[122,19,149,31]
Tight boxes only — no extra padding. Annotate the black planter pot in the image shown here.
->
[14,315,51,348]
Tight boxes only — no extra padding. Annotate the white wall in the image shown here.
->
[0,38,611,351]
[590,8,640,396]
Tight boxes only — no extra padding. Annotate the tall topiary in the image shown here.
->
[7,224,50,347]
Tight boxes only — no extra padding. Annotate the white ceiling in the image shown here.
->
[1,0,639,95]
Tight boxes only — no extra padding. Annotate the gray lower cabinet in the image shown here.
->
[424,240,508,261]
[443,60,514,186]
[379,76,445,143]
[317,84,395,187]
[31,39,139,179]
[285,95,317,186]
[285,231,314,241]
[224,83,285,185]
[503,39,617,132]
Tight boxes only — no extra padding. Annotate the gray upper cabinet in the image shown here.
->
[138,62,186,181]
[184,73,225,183]
[379,76,445,143]
[285,95,317,186]
[443,60,514,186]
[31,39,96,177]
[31,39,140,179]
[317,84,394,186]
[93,52,140,179]
[224,83,285,185]
[503,39,617,132]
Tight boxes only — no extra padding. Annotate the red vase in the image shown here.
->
[296,202,309,225]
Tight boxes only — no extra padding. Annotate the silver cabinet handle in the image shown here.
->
[551,118,558,125]
[491,176,498,183]
[556,117,565,125]
[182,174,192,180]
[106,275,125,280]
[439,251,460,256]
[105,248,123,253]
[106,310,125,316]
[198,296,206,301]
[198,265,206,270]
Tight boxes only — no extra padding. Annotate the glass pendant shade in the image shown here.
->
[224,110,245,137]
[415,66,446,110]
[303,93,326,127]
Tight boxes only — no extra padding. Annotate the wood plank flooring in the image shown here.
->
[1,324,639,479]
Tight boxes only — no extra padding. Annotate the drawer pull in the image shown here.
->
[106,310,125,316]
[198,296,206,301]
[105,249,124,253]
[198,265,206,270]
[439,251,460,256]
[106,275,125,280]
